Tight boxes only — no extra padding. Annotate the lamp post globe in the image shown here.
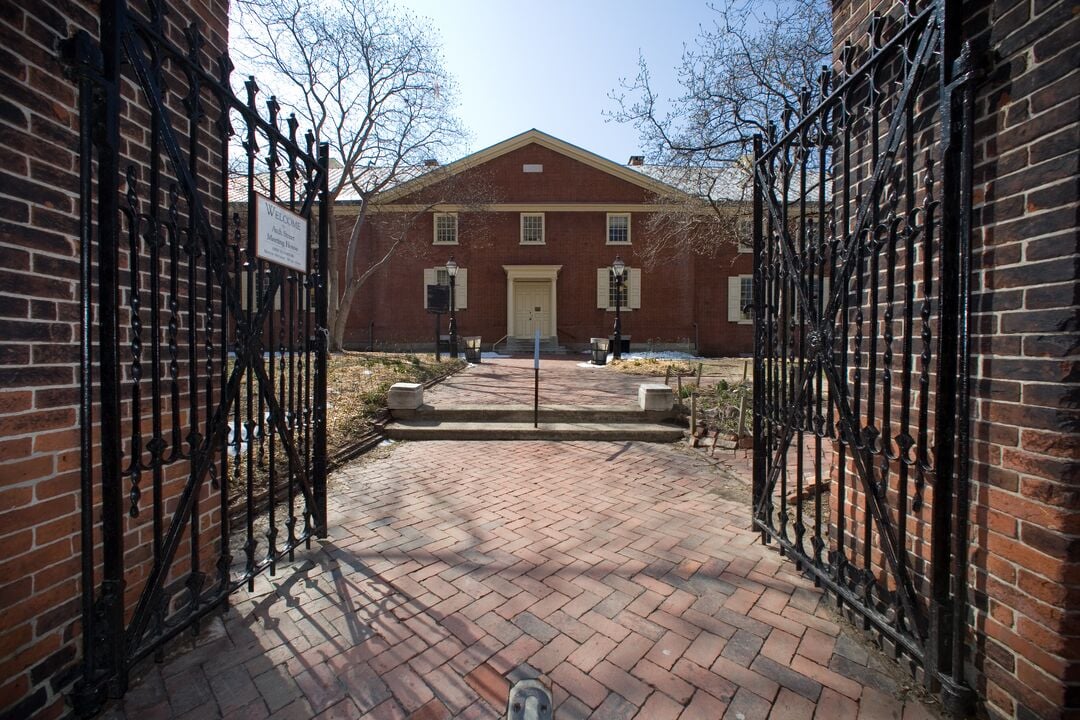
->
[611,255,625,360]
[446,257,458,358]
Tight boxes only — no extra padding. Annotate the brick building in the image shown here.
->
[338,130,756,356]
[0,0,1076,719]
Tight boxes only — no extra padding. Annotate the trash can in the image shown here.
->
[464,336,482,363]
[590,337,610,365]
[609,334,631,355]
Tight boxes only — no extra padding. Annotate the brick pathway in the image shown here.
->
[425,356,665,407]
[103,439,940,720]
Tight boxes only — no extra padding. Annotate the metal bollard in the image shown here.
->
[507,679,552,720]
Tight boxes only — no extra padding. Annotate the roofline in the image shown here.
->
[371,129,690,205]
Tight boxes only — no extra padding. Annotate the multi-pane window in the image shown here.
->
[736,217,752,252]
[436,268,450,286]
[728,274,753,322]
[521,213,544,244]
[434,213,457,244]
[597,267,641,310]
[740,276,753,319]
[609,269,629,308]
[607,213,630,244]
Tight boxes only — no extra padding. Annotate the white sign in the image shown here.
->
[254,193,309,273]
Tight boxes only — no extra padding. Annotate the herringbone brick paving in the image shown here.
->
[103,435,941,719]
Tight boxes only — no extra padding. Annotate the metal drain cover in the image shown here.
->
[506,679,553,720]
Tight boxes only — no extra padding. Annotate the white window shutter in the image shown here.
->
[597,268,609,309]
[628,268,641,309]
[423,267,436,308]
[728,276,741,322]
[455,268,468,310]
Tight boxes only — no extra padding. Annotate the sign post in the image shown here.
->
[533,329,540,429]
[427,285,450,362]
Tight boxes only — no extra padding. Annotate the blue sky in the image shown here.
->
[395,0,720,164]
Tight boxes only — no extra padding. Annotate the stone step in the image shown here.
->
[391,404,679,424]
[502,339,571,354]
[384,420,686,442]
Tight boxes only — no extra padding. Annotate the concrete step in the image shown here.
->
[384,420,686,442]
[502,339,571,354]
[391,404,679,424]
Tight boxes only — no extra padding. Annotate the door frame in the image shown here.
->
[503,265,561,340]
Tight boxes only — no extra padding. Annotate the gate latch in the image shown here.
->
[506,679,553,720]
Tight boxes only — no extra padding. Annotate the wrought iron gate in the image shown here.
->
[64,0,329,712]
[751,0,974,710]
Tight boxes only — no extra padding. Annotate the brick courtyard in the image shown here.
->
[101,411,941,719]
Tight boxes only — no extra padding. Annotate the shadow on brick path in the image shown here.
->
[102,437,943,719]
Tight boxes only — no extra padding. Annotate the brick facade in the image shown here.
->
[339,133,756,356]
[831,0,1079,716]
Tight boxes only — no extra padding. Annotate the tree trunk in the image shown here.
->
[327,209,341,351]
[331,280,361,351]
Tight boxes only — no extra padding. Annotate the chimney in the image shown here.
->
[423,158,439,167]
[628,155,644,166]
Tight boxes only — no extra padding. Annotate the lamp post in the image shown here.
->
[446,256,458,358]
[611,255,625,360]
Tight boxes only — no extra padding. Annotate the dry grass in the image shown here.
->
[607,357,754,437]
[326,351,464,453]
[608,356,754,384]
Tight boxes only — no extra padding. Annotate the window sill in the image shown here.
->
[433,241,459,246]
[606,241,632,246]
[603,307,633,312]
[520,241,546,246]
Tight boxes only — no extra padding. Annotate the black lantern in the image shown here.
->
[611,255,625,360]
[446,256,458,358]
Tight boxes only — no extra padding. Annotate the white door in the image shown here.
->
[513,281,550,338]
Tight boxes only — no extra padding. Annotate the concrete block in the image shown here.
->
[639,383,674,411]
[388,382,423,410]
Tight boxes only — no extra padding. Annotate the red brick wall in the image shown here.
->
[830,0,1079,716]
[965,0,1078,715]
[0,1,230,717]
[339,142,755,355]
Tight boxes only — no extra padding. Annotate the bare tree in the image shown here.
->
[231,0,470,350]
[610,0,831,261]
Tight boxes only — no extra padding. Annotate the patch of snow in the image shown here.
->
[378,439,396,446]
[481,352,511,359]
[576,360,611,369]
[620,350,706,361]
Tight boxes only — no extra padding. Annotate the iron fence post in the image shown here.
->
[313,142,330,538]
[96,0,127,700]
[751,134,766,539]
[928,0,975,711]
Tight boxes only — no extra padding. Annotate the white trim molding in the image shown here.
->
[373,129,685,204]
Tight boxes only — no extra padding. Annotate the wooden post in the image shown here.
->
[696,362,703,387]
[690,392,696,435]
[665,365,671,386]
